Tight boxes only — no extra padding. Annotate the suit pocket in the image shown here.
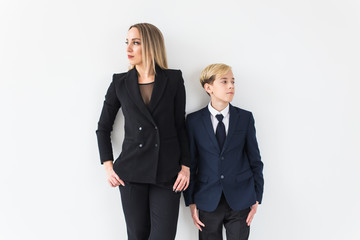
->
[236,170,253,182]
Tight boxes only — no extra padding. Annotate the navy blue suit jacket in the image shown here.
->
[183,104,264,211]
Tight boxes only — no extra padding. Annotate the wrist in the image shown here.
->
[189,204,196,209]
[103,161,113,170]
[181,165,190,171]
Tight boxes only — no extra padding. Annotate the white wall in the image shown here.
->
[1,0,360,239]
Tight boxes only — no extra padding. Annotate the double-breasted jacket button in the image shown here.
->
[220,175,224,179]
[139,144,143,148]
[139,127,142,131]
[155,144,158,147]
[154,126,158,130]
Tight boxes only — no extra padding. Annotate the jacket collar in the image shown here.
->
[201,106,221,153]
[148,65,168,112]
[201,104,240,154]
[124,65,168,123]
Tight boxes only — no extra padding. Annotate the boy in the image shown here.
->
[184,64,264,240]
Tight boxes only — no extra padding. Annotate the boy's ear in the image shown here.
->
[204,83,213,95]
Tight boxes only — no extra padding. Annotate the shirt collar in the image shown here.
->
[208,102,229,118]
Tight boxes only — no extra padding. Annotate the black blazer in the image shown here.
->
[96,66,190,184]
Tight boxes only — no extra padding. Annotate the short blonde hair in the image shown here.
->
[129,23,168,73]
[200,63,232,88]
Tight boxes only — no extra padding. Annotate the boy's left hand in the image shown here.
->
[246,201,259,226]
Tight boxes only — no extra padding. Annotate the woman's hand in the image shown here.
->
[189,204,205,231]
[246,201,259,226]
[104,161,125,187]
[173,165,190,192]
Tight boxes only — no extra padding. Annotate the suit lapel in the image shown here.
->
[148,66,167,112]
[125,68,155,124]
[201,107,221,153]
[221,104,240,153]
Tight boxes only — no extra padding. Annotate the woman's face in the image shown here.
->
[126,27,142,66]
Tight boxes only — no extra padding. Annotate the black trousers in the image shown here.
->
[119,181,181,240]
[199,194,251,240]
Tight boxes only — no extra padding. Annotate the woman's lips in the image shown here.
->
[128,55,134,59]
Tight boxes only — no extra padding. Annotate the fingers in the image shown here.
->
[246,201,258,225]
[109,179,119,187]
[114,174,125,186]
[173,169,189,192]
[175,178,186,192]
[173,176,188,192]
[195,217,205,228]
[192,213,205,231]
[194,217,205,231]
[173,177,181,191]
[190,204,205,231]
[108,177,120,187]
[246,209,256,226]
[106,170,124,187]
[118,179,125,186]
[107,179,115,187]
[183,179,190,191]
[194,222,203,231]
[246,215,252,226]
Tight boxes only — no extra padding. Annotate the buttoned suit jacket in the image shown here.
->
[183,105,264,211]
[96,66,190,184]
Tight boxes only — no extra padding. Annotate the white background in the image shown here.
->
[1,0,360,239]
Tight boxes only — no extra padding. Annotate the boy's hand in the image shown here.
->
[246,201,259,226]
[189,204,205,231]
[173,165,190,192]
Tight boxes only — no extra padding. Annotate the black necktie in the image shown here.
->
[215,114,226,151]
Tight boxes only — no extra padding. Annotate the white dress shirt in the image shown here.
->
[208,102,230,135]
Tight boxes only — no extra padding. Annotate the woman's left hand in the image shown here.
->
[173,165,190,192]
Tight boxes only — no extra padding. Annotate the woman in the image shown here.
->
[96,23,190,240]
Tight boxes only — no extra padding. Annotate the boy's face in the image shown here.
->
[205,70,235,104]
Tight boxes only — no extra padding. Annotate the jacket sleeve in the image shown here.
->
[96,74,121,164]
[183,116,198,206]
[245,113,264,204]
[174,71,190,167]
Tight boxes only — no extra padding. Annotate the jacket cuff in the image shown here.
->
[100,155,114,164]
[256,193,263,204]
[184,198,194,206]
[183,191,194,206]
[180,157,190,167]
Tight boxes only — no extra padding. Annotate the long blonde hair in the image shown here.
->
[129,23,168,73]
